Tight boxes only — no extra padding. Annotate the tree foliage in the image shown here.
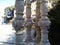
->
[4,6,15,16]
[48,0,60,45]
[48,0,60,24]
[4,6,15,23]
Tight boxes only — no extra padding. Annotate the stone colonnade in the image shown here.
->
[13,0,51,45]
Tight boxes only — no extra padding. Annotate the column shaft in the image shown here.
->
[35,0,41,43]
[24,0,33,42]
[12,0,24,45]
[38,0,51,45]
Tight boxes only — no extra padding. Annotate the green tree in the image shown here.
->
[48,0,60,24]
[4,6,15,16]
[48,0,60,45]
[4,7,11,15]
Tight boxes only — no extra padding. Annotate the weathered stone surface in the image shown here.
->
[12,0,24,31]
[15,42,37,45]
[24,0,33,42]
[38,0,51,45]
[12,0,24,45]
[33,0,41,44]
[12,0,51,45]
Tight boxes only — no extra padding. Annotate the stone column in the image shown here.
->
[12,0,24,45]
[38,0,51,45]
[24,0,33,42]
[35,0,41,43]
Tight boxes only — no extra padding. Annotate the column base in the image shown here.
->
[16,42,37,45]
[35,36,41,44]
[38,41,51,45]
[24,38,34,42]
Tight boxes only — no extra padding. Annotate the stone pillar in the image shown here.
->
[38,0,51,45]
[35,0,41,43]
[24,0,33,42]
[12,0,24,45]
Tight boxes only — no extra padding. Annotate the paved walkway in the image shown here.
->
[0,24,16,45]
[0,24,36,45]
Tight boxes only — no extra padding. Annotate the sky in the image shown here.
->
[0,0,15,16]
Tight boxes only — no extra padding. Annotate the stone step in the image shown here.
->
[15,42,37,45]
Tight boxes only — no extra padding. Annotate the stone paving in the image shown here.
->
[0,24,37,45]
[0,24,16,45]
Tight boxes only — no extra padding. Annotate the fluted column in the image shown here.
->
[38,0,51,45]
[12,0,24,45]
[35,0,41,43]
[24,0,33,42]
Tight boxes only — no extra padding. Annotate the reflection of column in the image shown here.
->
[24,0,33,42]
[38,0,51,45]
[12,0,24,45]
[35,0,41,43]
